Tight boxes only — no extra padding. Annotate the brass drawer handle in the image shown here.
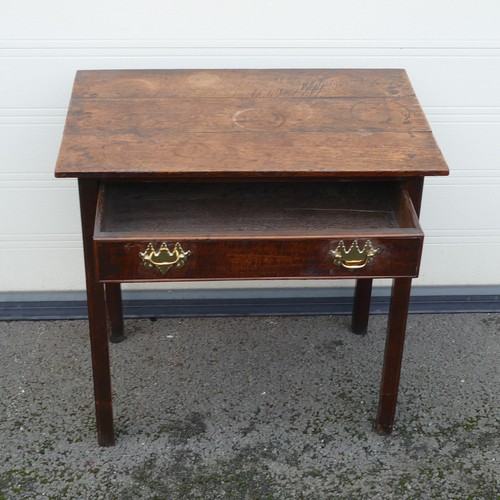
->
[139,242,191,275]
[330,240,380,270]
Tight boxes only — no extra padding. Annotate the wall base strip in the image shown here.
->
[1,287,499,321]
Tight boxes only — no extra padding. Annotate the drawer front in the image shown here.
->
[95,237,423,282]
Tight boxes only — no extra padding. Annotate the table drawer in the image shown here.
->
[94,181,424,282]
[95,236,422,282]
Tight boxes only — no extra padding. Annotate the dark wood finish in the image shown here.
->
[93,181,423,282]
[55,69,449,444]
[55,69,449,179]
[351,175,423,335]
[95,181,418,237]
[78,179,115,446]
[352,279,373,335]
[376,277,413,434]
[405,176,425,216]
[105,283,125,343]
[95,237,423,282]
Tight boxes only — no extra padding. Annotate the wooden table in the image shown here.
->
[55,69,448,446]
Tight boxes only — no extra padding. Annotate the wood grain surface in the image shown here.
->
[94,181,423,282]
[55,69,449,179]
[71,69,416,99]
[95,181,419,238]
[95,237,423,282]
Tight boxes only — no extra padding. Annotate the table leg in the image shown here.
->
[79,179,115,446]
[106,283,125,343]
[86,281,115,446]
[376,277,412,435]
[352,279,373,335]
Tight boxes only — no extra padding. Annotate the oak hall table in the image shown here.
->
[55,69,449,446]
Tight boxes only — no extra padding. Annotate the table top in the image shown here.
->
[55,69,448,179]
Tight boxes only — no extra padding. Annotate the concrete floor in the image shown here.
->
[0,313,499,499]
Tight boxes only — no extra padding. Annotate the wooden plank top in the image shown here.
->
[55,69,449,179]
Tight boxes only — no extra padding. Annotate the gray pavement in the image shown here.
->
[0,313,499,499]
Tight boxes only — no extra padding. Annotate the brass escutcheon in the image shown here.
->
[139,242,191,275]
[330,240,380,270]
